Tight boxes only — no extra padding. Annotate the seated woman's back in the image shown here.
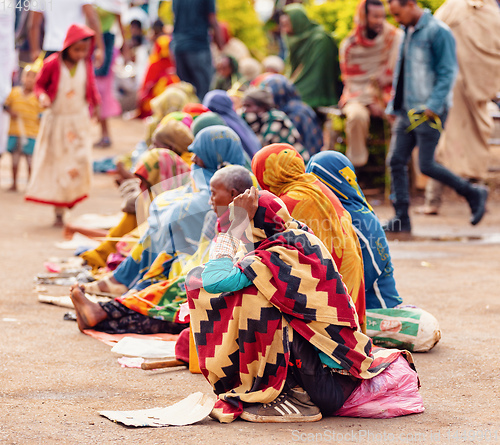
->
[252,143,366,328]
[306,150,402,309]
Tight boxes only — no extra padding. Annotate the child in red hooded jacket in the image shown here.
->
[26,24,101,227]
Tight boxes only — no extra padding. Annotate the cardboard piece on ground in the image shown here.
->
[82,329,179,347]
[55,233,100,250]
[111,337,176,359]
[44,257,85,273]
[99,392,215,427]
[69,212,123,230]
[38,294,111,309]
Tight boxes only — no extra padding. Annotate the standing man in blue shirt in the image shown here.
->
[384,0,488,233]
[172,0,224,101]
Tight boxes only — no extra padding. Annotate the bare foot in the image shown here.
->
[7,184,17,192]
[69,284,107,332]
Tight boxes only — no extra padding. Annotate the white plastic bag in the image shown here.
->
[366,306,441,352]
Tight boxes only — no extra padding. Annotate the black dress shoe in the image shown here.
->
[467,185,488,226]
[382,216,412,233]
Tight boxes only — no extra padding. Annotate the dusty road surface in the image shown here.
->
[1,118,500,445]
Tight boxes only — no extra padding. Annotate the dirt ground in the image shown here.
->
[1,118,500,445]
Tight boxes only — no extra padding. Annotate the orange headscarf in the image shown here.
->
[252,144,366,329]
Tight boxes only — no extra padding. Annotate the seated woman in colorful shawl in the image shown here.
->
[251,143,366,329]
[83,126,247,296]
[279,4,340,109]
[79,121,194,270]
[70,165,254,334]
[259,74,323,155]
[203,90,261,159]
[145,86,196,144]
[240,88,309,161]
[191,112,227,137]
[150,118,195,165]
[186,189,413,423]
[306,151,402,309]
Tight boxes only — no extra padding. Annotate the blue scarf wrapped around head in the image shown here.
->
[203,90,261,158]
[306,151,402,309]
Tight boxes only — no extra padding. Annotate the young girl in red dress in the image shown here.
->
[26,24,101,226]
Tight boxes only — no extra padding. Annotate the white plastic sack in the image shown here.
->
[366,306,441,352]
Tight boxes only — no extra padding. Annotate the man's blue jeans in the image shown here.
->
[173,49,213,101]
[387,112,472,206]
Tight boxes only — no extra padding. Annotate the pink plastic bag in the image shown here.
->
[335,356,425,418]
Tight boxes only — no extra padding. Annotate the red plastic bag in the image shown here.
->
[335,356,425,418]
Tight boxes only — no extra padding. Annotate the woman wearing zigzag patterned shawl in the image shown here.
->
[251,143,366,329]
[186,190,414,423]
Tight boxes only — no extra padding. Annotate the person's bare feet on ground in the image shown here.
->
[7,183,17,192]
[69,284,108,332]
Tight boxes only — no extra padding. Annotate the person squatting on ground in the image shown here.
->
[339,0,402,167]
[25,24,101,227]
[186,188,413,423]
[384,0,488,233]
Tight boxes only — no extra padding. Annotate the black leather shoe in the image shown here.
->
[382,216,412,233]
[467,185,488,226]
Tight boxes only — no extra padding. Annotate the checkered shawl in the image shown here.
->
[186,191,408,423]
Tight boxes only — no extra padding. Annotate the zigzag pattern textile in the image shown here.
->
[186,191,409,423]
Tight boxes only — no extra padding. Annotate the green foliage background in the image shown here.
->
[304,0,446,45]
[217,0,269,59]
